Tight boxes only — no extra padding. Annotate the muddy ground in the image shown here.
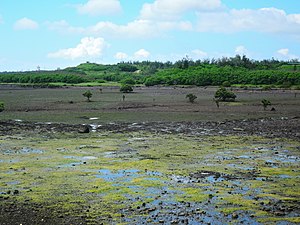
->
[0,118,300,225]
[0,86,300,224]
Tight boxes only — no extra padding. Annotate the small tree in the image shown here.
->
[0,102,4,112]
[83,90,92,102]
[261,99,271,110]
[120,84,133,93]
[214,87,236,102]
[186,93,197,103]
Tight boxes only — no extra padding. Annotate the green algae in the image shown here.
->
[0,131,299,223]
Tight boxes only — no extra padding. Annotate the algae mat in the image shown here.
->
[0,130,299,224]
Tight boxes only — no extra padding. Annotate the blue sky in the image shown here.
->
[0,0,300,71]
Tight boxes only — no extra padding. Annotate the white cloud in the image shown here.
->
[197,7,300,36]
[14,17,39,30]
[48,37,109,60]
[277,48,299,60]
[46,20,85,34]
[277,48,289,56]
[191,49,208,58]
[47,19,190,38]
[77,0,122,16]
[140,0,221,20]
[115,52,128,60]
[235,46,248,56]
[88,20,192,38]
[134,49,150,59]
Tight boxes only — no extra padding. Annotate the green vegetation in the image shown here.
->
[0,131,299,224]
[82,90,92,102]
[214,87,236,102]
[1,56,300,87]
[186,93,197,103]
[120,84,133,93]
[0,101,4,112]
[222,81,231,87]
[261,99,271,110]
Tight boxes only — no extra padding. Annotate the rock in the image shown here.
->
[78,125,90,133]
[232,213,239,219]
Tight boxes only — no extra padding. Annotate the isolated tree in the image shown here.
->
[120,84,133,93]
[261,99,271,110]
[0,102,4,112]
[186,93,197,103]
[83,90,92,102]
[214,87,236,102]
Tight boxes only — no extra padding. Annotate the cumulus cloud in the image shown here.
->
[191,49,208,58]
[235,46,248,56]
[14,17,39,30]
[77,0,122,16]
[48,37,109,60]
[140,0,221,20]
[134,49,150,59]
[197,7,300,36]
[115,52,128,60]
[277,48,299,60]
[46,20,85,34]
[47,19,191,38]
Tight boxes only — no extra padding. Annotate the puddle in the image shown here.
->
[97,169,140,182]
[59,155,98,167]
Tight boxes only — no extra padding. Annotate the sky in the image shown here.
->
[0,0,300,71]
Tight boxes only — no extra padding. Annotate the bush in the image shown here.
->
[214,87,236,102]
[121,78,136,85]
[82,90,92,102]
[279,81,292,89]
[186,94,197,103]
[222,81,231,87]
[0,102,4,112]
[261,99,271,110]
[120,84,133,93]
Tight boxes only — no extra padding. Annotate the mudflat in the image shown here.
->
[0,86,299,224]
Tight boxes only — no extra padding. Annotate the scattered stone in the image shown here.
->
[232,213,239,219]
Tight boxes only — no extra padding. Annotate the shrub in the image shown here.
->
[120,84,133,93]
[222,81,231,87]
[0,102,4,112]
[261,99,271,110]
[82,90,92,102]
[214,87,236,102]
[121,78,136,85]
[280,81,292,89]
[186,94,197,103]
[262,86,272,91]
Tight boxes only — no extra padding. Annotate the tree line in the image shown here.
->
[0,56,299,86]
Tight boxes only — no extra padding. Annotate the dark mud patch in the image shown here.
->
[0,199,86,225]
[1,117,300,140]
